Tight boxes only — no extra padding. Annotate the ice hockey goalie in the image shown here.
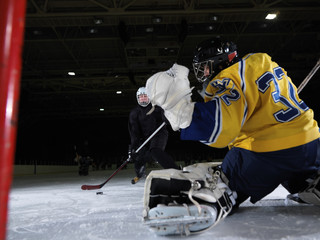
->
[143,162,237,236]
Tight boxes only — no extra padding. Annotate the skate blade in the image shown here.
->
[144,204,217,236]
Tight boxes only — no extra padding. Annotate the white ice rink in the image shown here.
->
[7,167,320,240]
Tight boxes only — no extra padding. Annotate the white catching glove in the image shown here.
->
[146,63,195,131]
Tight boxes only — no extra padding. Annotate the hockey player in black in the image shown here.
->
[74,139,92,176]
[128,87,179,184]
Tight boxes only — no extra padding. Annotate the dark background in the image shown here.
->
[15,0,320,166]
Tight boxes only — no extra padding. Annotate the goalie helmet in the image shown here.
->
[136,87,150,107]
[193,37,238,82]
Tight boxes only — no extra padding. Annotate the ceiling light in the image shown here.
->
[33,30,42,35]
[207,25,214,31]
[210,16,218,21]
[145,27,154,33]
[68,72,75,76]
[99,108,104,111]
[94,18,103,25]
[265,13,277,20]
[89,28,98,34]
[116,91,122,94]
[260,23,268,28]
[152,17,162,24]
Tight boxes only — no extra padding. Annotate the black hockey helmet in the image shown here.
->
[192,37,238,82]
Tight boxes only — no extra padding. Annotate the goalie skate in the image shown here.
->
[286,193,309,204]
[145,204,217,236]
[298,171,320,206]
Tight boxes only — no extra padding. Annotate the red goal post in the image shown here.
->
[0,1,26,239]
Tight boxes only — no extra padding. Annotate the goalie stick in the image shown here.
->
[297,57,320,94]
[81,122,166,190]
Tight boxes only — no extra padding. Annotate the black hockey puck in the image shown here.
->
[96,191,103,195]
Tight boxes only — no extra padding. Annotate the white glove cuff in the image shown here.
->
[165,101,195,131]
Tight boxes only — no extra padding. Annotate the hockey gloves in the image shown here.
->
[129,150,138,162]
[128,145,138,162]
[145,63,195,131]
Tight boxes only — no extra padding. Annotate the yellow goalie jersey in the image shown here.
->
[181,53,320,152]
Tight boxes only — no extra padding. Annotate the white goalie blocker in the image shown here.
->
[145,63,195,131]
[143,162,237,236]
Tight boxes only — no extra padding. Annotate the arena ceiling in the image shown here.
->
[20,0,320,124]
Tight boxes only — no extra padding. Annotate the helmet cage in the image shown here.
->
[192,38,237,83]
[193,60,214,83]
[136,87,150,107]
[137,93,150,107]
[193,52,231,83]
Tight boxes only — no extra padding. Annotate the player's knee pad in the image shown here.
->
[298,170,320,205]
[143,162,237,236]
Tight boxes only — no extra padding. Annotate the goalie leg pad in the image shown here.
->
[143,162,236,236]
[145,204,217,236]
[298,170,320,205]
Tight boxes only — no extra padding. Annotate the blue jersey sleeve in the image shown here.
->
[180,100,221,143]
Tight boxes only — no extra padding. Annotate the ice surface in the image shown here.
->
[7,168,320,240]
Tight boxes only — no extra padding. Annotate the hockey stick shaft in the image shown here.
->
[297,57,320,94]
[135,122,166,152]
[81,122,166,190]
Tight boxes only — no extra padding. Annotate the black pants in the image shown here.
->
[134,147,179,178]
[79,157,90,176]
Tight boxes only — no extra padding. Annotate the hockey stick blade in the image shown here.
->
[81,184,102,190]
[81,159,130,190]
